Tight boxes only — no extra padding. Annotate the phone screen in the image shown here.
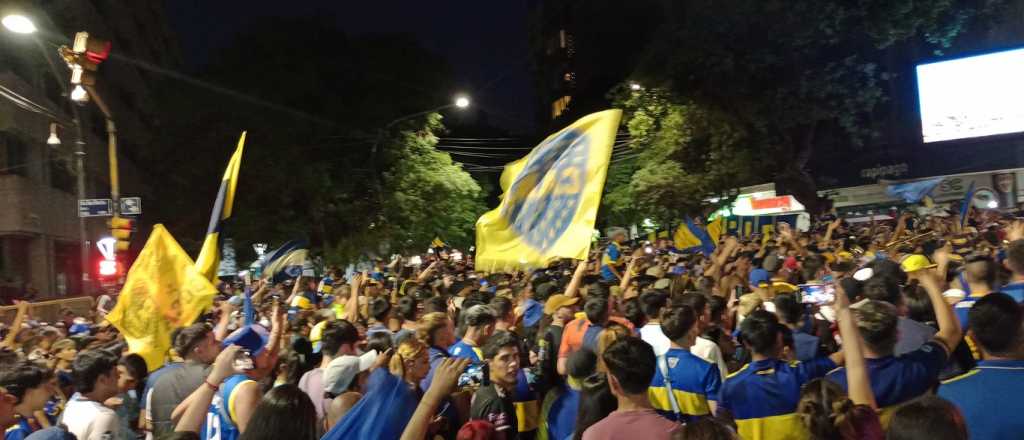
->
[798,283,836,305]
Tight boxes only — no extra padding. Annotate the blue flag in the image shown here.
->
[886,177,943,204]
[260,240,309,283]
[960,181,976,228]
[323,368,418,440]
[242,285,254,326]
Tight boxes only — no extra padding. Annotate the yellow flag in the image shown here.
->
[108,224,218,371]
[195,132,246,281]
[707,216,724,244]
[475,110,622,271]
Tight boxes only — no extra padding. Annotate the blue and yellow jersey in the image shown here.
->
[289,290,317,311]
[203,374,256,440]
[600,242,623,281]
[5,417,39,440]
[719,357,836,440]
[648,348,720,422]
[938,359,1024,440]
[826,341,947,425]
[997,282,1024,303]
[448,339,483,363]
[513,368,539,433]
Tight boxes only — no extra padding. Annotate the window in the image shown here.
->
[0,132,29,176]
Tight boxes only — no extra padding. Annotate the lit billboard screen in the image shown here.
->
[916,47,1024,143]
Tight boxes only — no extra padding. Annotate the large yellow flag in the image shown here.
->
[475,110,621,271]
[195,132,246,281]
[107,225,218,371]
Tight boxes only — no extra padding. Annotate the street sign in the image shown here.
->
[120,197,142,215]
[78,199,113,217]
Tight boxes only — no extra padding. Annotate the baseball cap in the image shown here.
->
[749,269,770,287]
[653,278,671,290]
[222,324,269,356]
[323,350,377,395]
[645,266,665,278]
[544,294,580,315]
[900,254,937,273]
[457,420,495,440]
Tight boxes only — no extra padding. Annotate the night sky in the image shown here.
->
[165,0,537,134]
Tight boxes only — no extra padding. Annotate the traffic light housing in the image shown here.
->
[59,32,111,87]
[109,216,134,252]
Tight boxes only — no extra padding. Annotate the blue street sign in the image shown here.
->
[120,197,142,216]
[78,199,113,217]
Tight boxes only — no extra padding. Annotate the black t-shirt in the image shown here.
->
[470,384,518,439]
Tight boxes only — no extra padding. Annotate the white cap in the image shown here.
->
[323,350,378,395]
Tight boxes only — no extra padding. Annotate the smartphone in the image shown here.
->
[233,349,254,371]
[644,246,654,254]
[798,283,836,305]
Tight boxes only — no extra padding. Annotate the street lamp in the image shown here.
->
[1,14,36,34]
[629,82,642,91]
[455,96,470,109]
[47,122,60,145]
[70,84,88,102]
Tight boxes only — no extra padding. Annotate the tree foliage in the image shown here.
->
[602,0,1007,218]
[139,17,484,265]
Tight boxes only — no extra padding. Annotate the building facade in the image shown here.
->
[0,0,181,300]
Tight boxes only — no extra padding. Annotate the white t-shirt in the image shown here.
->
[640,322,727,382]
[692,336,728,382]
[62,393,121,440]
[639,323,671,356]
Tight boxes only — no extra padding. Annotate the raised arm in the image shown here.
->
[0,301,29,349]
[400,357,471,440]
[344,273,363,323]
[918,271,962,353]
[565,259,589,298]
[834,283,875,409]
[175,345,242,433]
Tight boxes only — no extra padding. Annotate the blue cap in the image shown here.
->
[522,299,543,328]
[749,269,770,287]
[68,323,91,336]
[222,324,269,356]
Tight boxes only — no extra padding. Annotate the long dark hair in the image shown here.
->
[573,373,617,440]
[237,385,318,440]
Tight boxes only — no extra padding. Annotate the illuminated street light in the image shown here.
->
[629,82,642,91]
[455,96,470,109]
[46,122,60,145]
[70,84,88,102]
[1,14,36,34]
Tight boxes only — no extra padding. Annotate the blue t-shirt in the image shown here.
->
[998,282,1024,303]
[648,348,720,422]
[600,243,623,281]
[5,418,38,440]
[448,340,483,363]
[546,386,580,440]
[202,374,255,440]
[826,341,947,413]
[792,331,820,362]
[938,359,1024,440]
[719,357,836,440]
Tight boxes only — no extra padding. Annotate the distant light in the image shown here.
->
[46,122,60,145]
[2,15,36,34]
[70,85,88,102]
[454,96,470,109]
[987,200,999,209]
[98,259,117,276]
[629,82,642,91]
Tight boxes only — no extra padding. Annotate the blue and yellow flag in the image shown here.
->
[107,225,218,371]
[261,240,309,283]
[195,132,246,282]
[960,181,976,228]
[475,110,622,271]
[431,237,447,248]
[674,217,716,255]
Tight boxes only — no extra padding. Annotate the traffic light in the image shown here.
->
[109,216,134,252]
[59,32,111,87]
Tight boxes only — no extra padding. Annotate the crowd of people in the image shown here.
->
[2,207,1023,440]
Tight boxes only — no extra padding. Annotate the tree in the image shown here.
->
[139,17,482,265]
[607,0,1008,216]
